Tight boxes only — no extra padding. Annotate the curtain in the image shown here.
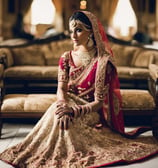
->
[87,0,118,27]
[11,0,33,36]
[18,0,33,15]
[52,0,64,32]
[130,0,139,18]
[130,0,142,31]
[51,0,119,32]
[101,0,118,26]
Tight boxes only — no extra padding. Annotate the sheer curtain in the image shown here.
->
[102,0,119,26]
[19,0,33,15]
[130,0,141,29]
[52,0,64,32]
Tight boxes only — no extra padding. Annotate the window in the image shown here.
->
[31,0,55,25]
[111,0,137,40]
[24,0,56,37]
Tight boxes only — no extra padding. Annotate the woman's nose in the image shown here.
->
[71,32,77,38]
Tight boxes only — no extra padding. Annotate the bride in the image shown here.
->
[0,11,158,168]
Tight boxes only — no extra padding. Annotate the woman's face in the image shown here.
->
[69,19,91,48]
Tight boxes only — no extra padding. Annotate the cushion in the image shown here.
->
[117,66,149,79]
[49,39,72,65]
[1,91,155,115]
[111,44,137,66]
[111,44,124,66]
[11,45,46,66]
[131,50,154,68]
[40,44,56,65]
[4,66,58,80]
[1,94,57,112]
[121,89,155,110]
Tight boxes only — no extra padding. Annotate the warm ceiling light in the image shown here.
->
[80,0,87,10]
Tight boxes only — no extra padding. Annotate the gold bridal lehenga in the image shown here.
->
[0,11,158,168]
[0,93,158,168]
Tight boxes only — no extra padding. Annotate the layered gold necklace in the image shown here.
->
[76,47,97,67]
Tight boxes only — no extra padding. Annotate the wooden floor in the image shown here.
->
[0,120,158,168]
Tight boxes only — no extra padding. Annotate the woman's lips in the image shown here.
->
[72,39,78,43]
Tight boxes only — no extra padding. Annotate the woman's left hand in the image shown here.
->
[55,103,73,119]
[55,102,75,130]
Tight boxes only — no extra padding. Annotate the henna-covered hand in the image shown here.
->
[55,102,92,129]
[59,115,73,130]
[55,103,73,119]
[55,101,74,130]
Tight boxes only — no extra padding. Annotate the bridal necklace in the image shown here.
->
[75,47,97,67]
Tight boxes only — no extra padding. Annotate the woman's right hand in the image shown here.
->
[55,101,74,130]
[58,115,73,130]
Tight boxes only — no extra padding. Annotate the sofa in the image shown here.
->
[0,35,158,137]
[0,64,157,138]
[0,37,73,94]
[110,42,158,88]
[0,35,158,94]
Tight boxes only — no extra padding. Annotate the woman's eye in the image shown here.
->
[76,28,82,32]
[69,28,82,35]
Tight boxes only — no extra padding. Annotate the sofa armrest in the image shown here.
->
[149,64,158,82]
[149,64,158,139]
[0,64,4,100]
[149,64,158,104]
[0,53,7,68]
[0,48,14,68]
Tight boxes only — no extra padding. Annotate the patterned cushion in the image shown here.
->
[39,44,57,65]
[1,90,155,114]
[117,66,149,79]
[121,89,155,110]
[111,44,138,66]
[4,66,58,80]
[131,50,154,68]
[49,39,73,65]
[11,46,46,66]
[1,94,57,112]
[37,39,73,66]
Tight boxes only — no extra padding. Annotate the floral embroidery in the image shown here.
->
[94,55,109,101]
[113,93,120,115]
[58,52,70,83]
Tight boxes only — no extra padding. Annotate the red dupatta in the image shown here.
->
[80,11,152,136]
[81,11,124,133]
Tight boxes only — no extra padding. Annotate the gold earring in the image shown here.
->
[87,35,94,47]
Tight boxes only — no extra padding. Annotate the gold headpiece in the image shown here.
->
[69,19,91,32]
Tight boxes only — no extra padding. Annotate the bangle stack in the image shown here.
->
[71,104,92,118]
